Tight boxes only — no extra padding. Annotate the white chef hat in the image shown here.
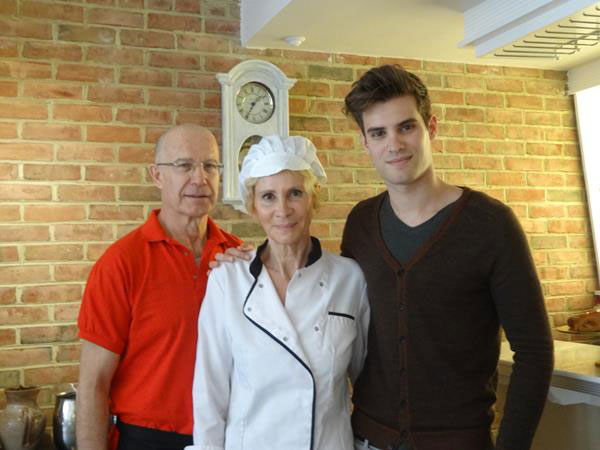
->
[238,135,327,210]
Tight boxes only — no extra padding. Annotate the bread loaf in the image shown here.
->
[567,310,600,332]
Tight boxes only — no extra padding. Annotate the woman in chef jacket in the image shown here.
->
[185,135,369,450]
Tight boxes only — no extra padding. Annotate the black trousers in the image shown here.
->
[116,419,193,450]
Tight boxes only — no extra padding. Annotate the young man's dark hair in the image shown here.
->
[343,64,432,133]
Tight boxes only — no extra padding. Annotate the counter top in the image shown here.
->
[499,339,600,404]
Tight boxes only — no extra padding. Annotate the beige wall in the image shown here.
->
[0,0,597,427]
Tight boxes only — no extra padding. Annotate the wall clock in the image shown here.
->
[217,60,296,211]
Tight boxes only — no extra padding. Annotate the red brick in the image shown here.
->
[548,250,588,265]
[328,152,371,167]
[88,8,144,27]
[203,92,220,109]
[437,123,464,137]
[445,75,483,90]
[23,164,81,181]
[0,266,51,285]
[0,329,16,345]
[120,68,172,87]
[433,155,461,169]
[463,156,502,170]
[57,344,81,363]
[145,126,171,143]
[0,102,47,119]
[177,72,220,90]
[119,186,160,201]
[176,0,201,13]
[55,263,94,281]
[465,124,504,139]
[446,140,484,154]
[290,116,330,133]
[89,205,144,220]
[506,95,543,110]
[177,34,229,52]
[23,42,82,61]
[55,303,80,322]
[0,38,18,57]
[0,205,20,221]
[0,0,16,14]
[486,79,523,92]
[565,174,584,188]
[309,65,353,82]
[88,243,111,260]
[506,126,543,141]
[149,52,201,69]
[291,81,331,98]
[526,80,565,95]
[526,143,562,156]
[486,109,522,124]
[0,348,52,368]
[116,107,172,125]
[87,125,141,143]
[507,189,545,202]
[530,205,566,218]
[545,97,572,111]
[25,244,84,262]
[57,144,114,162]
[57,64,114,82]
[0,18,52,40]
[25,366,79,386]
[0,81,17,97]
[465,93,503,107]
[290,98,307,114]
[205,18,239,35]
[377,57,421,69]
[58,25,116,44]
[547,189,583,202]
[0,184,52,201]
[23,81,82,100]
[445,107,484,122]
[527,173,564,187]
[486,172,526,186]
[205,3,227,16]
[545,128,577,142]
[22,123,81,141]
[0,246,18,262]
[205,55,242,72]
[87,47,143,65]
[118,146,154,163]
[24,205,86,222]
[57,185,115,201]
[0,163,17,180]
[121,30,175,48]
[525,112,561,126]
[429,90,464,105]
[309,135,355,150]
[309,100,345,117]
[88,86,144,104]
[147,0,173,11]
[148,89,201,107]
[486,142,524,156]
[22,1,83,21]
[85,165,142,182]
[22,284,82,304]
[21,325,78,344]
[504,157,543,171]
[0,122,17,138]
[547,281,585,296]
[54,224,113,241]
[545,158,580,173]
[548,219,586,233]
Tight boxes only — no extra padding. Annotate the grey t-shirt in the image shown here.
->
[379,193,455,264]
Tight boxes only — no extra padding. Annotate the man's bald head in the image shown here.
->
[155,124,219,163]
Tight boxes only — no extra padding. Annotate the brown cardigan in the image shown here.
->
[342,188,554,450]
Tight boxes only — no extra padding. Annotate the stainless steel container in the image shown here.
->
[53,391,76,450]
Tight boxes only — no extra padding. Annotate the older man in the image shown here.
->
[76,124,242,450]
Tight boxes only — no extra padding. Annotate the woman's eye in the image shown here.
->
[290,189,304,197]
[261,193,274,201]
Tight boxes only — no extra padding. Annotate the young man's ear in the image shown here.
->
[427,115,438,140]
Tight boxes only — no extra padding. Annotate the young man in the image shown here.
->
[76,124,242,450]
[342,65,554,450]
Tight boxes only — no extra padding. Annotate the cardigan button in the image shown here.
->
[398,335,406,343]
[398,302,405,311]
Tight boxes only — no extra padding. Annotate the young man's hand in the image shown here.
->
[210,243,254,269]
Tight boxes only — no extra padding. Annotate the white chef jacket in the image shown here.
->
[185,238,369,450]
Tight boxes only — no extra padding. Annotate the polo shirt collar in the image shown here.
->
[141,209,227,246]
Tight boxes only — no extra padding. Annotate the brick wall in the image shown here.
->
[0,0,597,433]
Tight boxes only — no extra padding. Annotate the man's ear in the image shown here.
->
[427,115,438,140]
[148,164,163,189]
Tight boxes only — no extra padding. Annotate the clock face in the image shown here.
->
[235,82,275,124]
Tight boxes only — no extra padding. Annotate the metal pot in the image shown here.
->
[53,391,76,450]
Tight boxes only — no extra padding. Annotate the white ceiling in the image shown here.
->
[242,0,600,71]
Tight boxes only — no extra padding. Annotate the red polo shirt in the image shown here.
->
[78,210,241,436]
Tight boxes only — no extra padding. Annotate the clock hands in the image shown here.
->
[244,94,268,119]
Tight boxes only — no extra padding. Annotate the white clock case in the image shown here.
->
[217,60,296,211]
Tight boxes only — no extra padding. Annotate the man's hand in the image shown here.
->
[209,243,254,269]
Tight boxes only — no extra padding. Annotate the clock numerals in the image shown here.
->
[236,82,275,124]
